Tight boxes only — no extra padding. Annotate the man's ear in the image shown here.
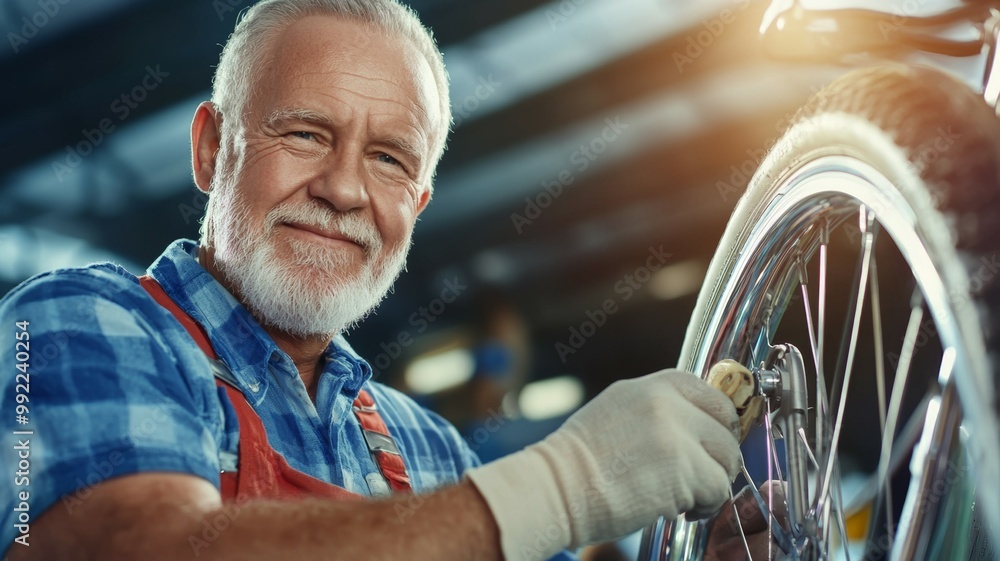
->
[191,101,222,194]
[415,187,432,216]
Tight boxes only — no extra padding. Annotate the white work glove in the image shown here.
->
[465,369,741,561]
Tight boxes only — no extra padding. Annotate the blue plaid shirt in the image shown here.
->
[0,239,574,559]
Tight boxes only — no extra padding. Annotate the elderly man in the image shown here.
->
[0,1,775,559]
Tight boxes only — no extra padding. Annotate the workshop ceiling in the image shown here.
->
[0,0,848,394]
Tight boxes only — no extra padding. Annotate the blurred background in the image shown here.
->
[0,0,848,456]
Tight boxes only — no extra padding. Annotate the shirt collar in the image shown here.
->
[327,333,374,396]
[147,239,373,403]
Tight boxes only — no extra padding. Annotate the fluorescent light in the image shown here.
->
[519,375,585,420]
[5,93,203,216]
[0,225,141,284]
[445,0,751,123]
[422,65,843,233]
[404,347,475,395]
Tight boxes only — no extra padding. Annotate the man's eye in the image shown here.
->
[377,153,403,167]
[290,131,316,141]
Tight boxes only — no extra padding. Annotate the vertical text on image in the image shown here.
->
[13,320,34,547]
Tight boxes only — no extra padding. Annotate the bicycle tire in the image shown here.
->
[653,64,1000,560]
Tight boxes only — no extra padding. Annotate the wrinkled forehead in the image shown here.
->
[250,15,440,140]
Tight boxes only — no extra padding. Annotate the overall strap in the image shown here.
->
[354,389,411,493]
[139,276,218,359]
[137,275,411,495]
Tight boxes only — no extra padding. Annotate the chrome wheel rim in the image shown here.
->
[654,154,999,561]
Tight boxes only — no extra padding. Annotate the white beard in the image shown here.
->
[206,171,410,338]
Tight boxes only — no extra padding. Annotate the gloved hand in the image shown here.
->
[465,369,742,561]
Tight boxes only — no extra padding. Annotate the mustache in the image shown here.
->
[265,202,382,253]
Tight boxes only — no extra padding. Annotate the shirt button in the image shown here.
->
[248,382,260,393]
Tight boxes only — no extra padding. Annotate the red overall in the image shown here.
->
[138,276,411,501]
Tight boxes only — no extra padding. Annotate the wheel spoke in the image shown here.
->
[763,399,787,561]
[832,462,851,561]
[766,399,775,561]
[816,223,830,459]
[741,460,799,558]
[846,393,931,516]
[649,105,1000,561]
[892,352,958,561]
[822,501,833,557]
[869,291,925,547]
[796,427,818,470]
[871,258,888,435]
[764,400,786,481]
[817,208,877,513]
[798,253,820,386]
[869,251,894,539]
[731,487,756,561]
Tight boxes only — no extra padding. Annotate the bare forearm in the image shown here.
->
[194,480,503,561]
[13,478,503,561]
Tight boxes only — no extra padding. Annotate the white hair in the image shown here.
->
[210,0,451,183]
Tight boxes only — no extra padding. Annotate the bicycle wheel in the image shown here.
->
[641,64,1000,560]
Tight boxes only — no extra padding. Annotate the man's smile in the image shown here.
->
[280,221,365,252]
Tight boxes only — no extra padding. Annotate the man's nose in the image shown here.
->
[308,153,370,212]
